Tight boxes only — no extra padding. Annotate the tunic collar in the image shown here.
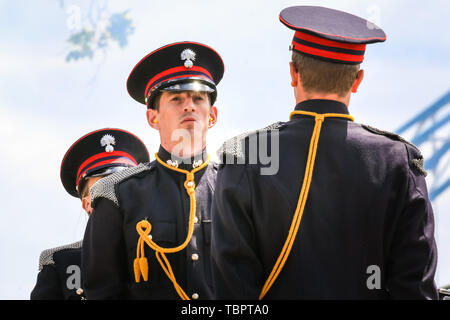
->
[292,99,350,119]
[157,145,208,171]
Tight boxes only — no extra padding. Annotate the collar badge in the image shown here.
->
[192,159,203,169]
[167,159,179,168]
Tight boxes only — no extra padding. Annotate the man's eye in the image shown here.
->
[171,96,180,101]
[194,96,204,101]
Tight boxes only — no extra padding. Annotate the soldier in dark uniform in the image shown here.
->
[30,128,149,300]
[211,6,438,299]
[81,42,224,299]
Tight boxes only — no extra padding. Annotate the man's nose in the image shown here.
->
[183,96,196,112]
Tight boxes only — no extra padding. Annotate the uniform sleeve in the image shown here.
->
[82,197,128,299]
[211,164,263,299]
[30,265,64,300]
[386,158,438,299]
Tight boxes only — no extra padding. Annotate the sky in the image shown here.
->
[0,0,449,299]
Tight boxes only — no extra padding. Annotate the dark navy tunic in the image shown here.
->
[82,147,217,299]
[211,99,438,300]
[31,241,84,300]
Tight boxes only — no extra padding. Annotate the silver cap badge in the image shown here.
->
[181,49,196,68]
[100,134,116,153]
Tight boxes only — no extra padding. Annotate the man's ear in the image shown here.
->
[146,108,160,130]
[289,61,299,88]
[208,105,218,128]
[351,69,364,93]
[81,197,92,215]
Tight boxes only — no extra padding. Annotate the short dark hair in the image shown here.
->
[291,51,360,97]
[151,92,163,111]
[78,178,90,199]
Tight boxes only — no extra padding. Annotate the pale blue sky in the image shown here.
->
[0,0,449,299]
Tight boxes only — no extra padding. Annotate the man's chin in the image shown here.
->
[179,121,205,131]
[182,123,195,130]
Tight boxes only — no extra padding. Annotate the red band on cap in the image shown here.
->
[76,151,137,186]
[292,41,365,63]
[76,157,136,187]
[144,66,213,98]
[294,31,367,51]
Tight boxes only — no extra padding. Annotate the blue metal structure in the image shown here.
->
[396,90,450,200]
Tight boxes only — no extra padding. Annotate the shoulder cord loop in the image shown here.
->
[134,153,210,300]
[259,111,354,300]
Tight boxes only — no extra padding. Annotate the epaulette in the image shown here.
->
[362,125,427,176]
[38,240,82,271]
[90,162,153,207]
[216,122,286,163]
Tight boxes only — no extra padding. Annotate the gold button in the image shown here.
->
[191,253,199,261]
[192,293,199,299]
[193,216,199,223]
[187,181,194,187]
[76,288,84,295]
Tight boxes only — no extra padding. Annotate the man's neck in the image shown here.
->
[296,92,350,107]
[160,142,206,160]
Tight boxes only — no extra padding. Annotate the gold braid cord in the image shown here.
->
[134,153,210,300]
[259,111,354,299]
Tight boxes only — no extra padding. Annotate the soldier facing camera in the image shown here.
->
[81,41,224,300]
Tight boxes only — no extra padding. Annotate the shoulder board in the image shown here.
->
[361,125,420,151]
[90,162,153,207]
[38,240,82,271]
[362,125,427,176]
[216,122,286,163]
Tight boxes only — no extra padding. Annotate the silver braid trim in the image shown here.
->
[216,122,285,162]
[89,163,152,207]
[412,158,428,177]
[38,240,83,271]
[362,125,421,152]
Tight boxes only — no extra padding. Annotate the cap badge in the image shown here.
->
[181,49,196,68]
[100,134,116,153]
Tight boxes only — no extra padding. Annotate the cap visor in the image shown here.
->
[87,165,131,178]
[160,81,215,93]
